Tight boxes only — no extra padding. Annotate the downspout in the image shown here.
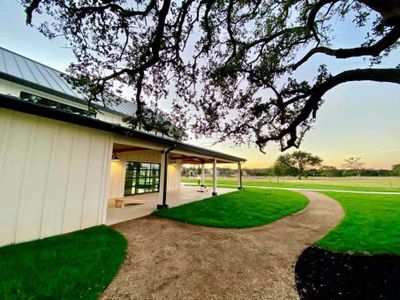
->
[157,144,176,209]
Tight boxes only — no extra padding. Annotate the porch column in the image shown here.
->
[238,162,243,189]
[212,158,218,196]
[200,163,205,187]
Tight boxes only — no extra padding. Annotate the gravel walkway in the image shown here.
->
[102,191,344,300]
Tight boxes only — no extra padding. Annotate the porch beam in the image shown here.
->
[113,146,148,153]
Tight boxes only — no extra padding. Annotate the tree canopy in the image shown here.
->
[275,150,322,179]
[391,164,400,176]
[22,0,400,150]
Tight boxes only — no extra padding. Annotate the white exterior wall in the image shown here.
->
[0,78,125,125]
[108,150,182,201]
[0,108,113,246]
[167,162,182,191]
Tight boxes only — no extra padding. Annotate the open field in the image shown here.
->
[154,189,308,228]
[182,176,400,192]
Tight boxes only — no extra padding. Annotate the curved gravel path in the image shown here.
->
[102,191,344,300]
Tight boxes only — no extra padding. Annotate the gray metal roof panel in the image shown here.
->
[3,50,22,78]
[14,55,37,83]
[0,47,137,116]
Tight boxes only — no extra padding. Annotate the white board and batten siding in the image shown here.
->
[0,108,113,247]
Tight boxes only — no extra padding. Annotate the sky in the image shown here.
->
[1,1,399,169]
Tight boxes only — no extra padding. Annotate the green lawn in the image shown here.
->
[153,189,308,228]
[318,192,400,255]
[182,176,400,192]
[0,225,127,300]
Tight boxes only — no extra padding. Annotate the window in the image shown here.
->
[20,92,96,118]
[124,162,161,196]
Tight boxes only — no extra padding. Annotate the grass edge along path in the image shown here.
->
[0,225,127,300]
[153,188,308,228]
[317,192,400,255]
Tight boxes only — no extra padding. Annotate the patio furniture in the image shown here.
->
[197,186,210,193]
[114,198,145,208]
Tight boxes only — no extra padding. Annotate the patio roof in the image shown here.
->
[0,93,246,163]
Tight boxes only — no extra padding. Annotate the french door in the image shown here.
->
[124,162,161,196]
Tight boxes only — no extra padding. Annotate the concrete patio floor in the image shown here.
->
[106,185,236,225]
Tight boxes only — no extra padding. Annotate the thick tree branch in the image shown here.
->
[275,68,400,150]
[25,0,41,25]
[293,26,400,69]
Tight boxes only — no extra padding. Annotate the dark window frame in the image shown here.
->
[124,161,161,196]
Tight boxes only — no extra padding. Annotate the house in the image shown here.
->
[0,47,246,247]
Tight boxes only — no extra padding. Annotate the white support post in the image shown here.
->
[158,150,166,205]
[238,162,243,190]
[201,163,205,187]
[212,158,218,196]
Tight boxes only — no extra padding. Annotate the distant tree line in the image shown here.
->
[241,165,399,178]
[181,156,400,178]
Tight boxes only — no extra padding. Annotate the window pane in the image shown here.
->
[124,161,161,196]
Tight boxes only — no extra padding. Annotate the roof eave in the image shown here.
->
[0,94,246,163]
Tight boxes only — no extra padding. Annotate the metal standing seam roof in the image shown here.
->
[0,47,137,117]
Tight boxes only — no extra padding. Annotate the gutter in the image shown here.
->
[157,145,177,209]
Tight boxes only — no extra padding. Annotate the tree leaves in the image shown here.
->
[22,0,400,150]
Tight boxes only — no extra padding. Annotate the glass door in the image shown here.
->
[124,162,160,196]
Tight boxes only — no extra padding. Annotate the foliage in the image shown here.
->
[153,189,308,228]
[392,164,400,176]
[275,150,322,179]
[318,192,400,255]
[243,168,273,177]
[21,0,400,150]
[0,226,127,299]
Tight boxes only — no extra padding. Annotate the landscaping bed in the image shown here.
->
[296,246,400,299]
[0,225,127,300]
[295,192,400,299]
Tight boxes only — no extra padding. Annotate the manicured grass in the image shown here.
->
[153,189,308,228]
[182,176,400,192]
[318,192,400,255]
[0,225,127,300]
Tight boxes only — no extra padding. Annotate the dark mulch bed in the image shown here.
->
[295,246,400,300]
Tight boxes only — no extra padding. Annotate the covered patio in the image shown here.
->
[106,133,246,225]
[106,185,236,225]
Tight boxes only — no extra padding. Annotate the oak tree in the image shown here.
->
[22,0,400,150]
[275,150,322,179]
[343,157,365,177]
